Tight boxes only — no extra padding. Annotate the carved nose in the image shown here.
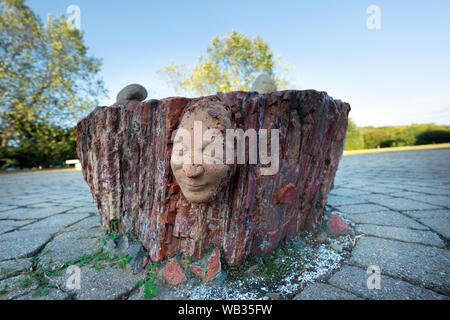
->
[183,164,205,178]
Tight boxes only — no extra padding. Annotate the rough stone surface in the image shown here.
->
[347,211,429,230]
[1,147,449,300]
[0,258,32,277]
[116,84,147,102]
[0,230,53,260]
[355,224,445,247]
[350,236,450,295]
[325,214,349,235]
[76,90,350,266]
[56,265,144,300]
[329,266,447,300]
[294,283,362,300]
[160,258,187,287]
[204,248,221,282]
[404,210,450,239]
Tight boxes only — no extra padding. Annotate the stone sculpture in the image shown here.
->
[76,86,350,268]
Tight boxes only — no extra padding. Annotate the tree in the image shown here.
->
[159,31,290,96]
[0,0,106,151]
[344,118,364,150]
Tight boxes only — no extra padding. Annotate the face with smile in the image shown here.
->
[170,102,232,203]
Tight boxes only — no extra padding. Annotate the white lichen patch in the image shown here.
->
[178,232,352,300]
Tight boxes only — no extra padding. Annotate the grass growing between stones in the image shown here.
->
[136,263,158,299]
[2,248,133,298]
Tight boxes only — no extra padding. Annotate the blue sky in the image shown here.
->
[28,0,450,127]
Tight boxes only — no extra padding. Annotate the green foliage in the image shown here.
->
[0,0,106,167]
[0,284,8,295]
[137,263,158,299]
[361,124,450,149]
[159,30,291,96]
[415,130,450,145]
[0,121,76,168]
[344,118,364,151]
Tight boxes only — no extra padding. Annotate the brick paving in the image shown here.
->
[1,148,449,300]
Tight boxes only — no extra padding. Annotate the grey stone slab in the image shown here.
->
[350,236,450,295]
[0,275,34,300]
[399,195,450,208]
[355,224,445,248]
[0,274,69,300]
[326,195,366,207]
[329,188,372,198]
[347,211,428,230]
[56,266,144,300]
[0,220,35,234]
[18,213,90,233]
[65,206,97,215]
[0,206,73,220]
[0,258,32,277]
[362,194,443,211]
[0,230,53,260]
[293,282,363,300]
[403,210,450,239]
[39,227,103,267]
[67,216,101,231]
[0,205,17,212]
[329,266,447,300]
[335,203,389,215]
[13,289,70,300]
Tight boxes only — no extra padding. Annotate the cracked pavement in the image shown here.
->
[1,148,449,300]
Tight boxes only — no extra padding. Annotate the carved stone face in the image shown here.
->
[170,102,232,203]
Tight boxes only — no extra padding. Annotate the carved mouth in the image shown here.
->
[183,181,207,191]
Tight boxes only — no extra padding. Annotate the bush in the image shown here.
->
[0,122,77,169]
[416,130,450,145]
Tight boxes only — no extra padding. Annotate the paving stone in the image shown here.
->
[293,283,363,300]
[67,216,101,231]
[0,220,35,234]
[0,275,35,300]
[39,227,103,267]
[329,188,372,198]
[65,206,97,214]
[55,265,145,300]
[335,203,389,215]
[403,210,450,239]
[18,213,90,233]
[0,258,32,278]
[0,205,17,212]
[347,211,428,230]
[0,274,69,300]
[362,194,443,211]
[0,206,73,220]
[0,230,53,260]
[13,289,70,300]
[326,195,366,207]
[328,266,447,300]
[355,224,445,248]
[350,236,450,295]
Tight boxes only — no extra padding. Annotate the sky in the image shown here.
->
[27,0,450,127]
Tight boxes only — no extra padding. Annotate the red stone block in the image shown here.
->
[327,214,349,235]
[160,257,187,286]
[204,248,221,282]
